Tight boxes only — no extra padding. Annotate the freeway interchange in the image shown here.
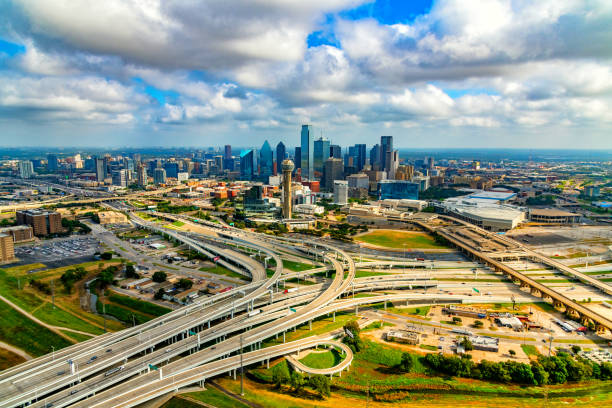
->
[1,211,611,408]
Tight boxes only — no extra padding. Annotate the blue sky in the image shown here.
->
[0,0,611,149]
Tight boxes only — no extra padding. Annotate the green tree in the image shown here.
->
[271,363,290,388]
[509,349,516,357]
[152,271,167,283]
[290,371,305,392]
[100,252,113,260]
[308,374,330,398]
[343,321,363,352]
[154,288,166,300]
[473,320,484,328]
[178,278,193,290]
[460,337,474,351]
[397,352,414,373]
[125,264,139,279]
[571,345,581,354]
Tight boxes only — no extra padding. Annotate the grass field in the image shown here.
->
[60,330,93,342]
[199,265,247,280]
[0,348,26,370]
[163,388,250,408]
[108,292,171,317]
[356,230,447,249]
[33,302,105,335]
[354,270,390,278]
[282,259,316,272]
[171,220,185,227]
[521,344,539,356]
[263,313,357,347]
[96,299,152,325]
[299,347,345,369]
[0,299,72,357]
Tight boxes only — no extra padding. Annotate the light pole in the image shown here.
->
[51,346,55,361]
[240,335,244,396]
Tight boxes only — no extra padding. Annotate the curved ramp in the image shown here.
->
[285,340,353,377]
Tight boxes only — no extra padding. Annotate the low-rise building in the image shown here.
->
[294,204,324,215]
[98,211,129,224]
[385,329,420,345]
[528,208,580,224]
[16,209,62,236]
[0,225,34,243]
[0,233,15,263]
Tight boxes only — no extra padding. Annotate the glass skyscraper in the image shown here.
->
[300,124,314,180]
[259,140,273,177]
[313,137,330,173]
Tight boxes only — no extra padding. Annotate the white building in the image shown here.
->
[347,173,369,189]
[177,172,189,182]
[333,180,348,205]
[294,203,324,215]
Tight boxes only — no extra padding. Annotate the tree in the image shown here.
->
[178,278,193,290]
[460,337,474,351]
[309,374,330,398]
[290,371,305,392]
[473,320,484,328]
[571,345,581,354]
[452,316,462,325]
[125,264,139,279]
[271,363,290,388]
[398,352,414,373]
[154,288,166,300]
[152,271,167,283]
[98,266,117,287]
[100,252,113,260]
[343,321,363,352]
[509,349,516,357]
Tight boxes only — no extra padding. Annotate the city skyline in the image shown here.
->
[0,1,611,149]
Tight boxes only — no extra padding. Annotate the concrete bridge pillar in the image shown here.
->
[553,301,564,309]
[333,311,336,322]
[530,287,541,297]
[283,331,286,343]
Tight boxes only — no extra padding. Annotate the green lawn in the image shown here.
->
[521,344,539,356]
[584,270,612,275]
[179,387,250,408]
[419,344,438,351]
[356,230,447,249]
[108,292,171,317]
[199,265,248,280]
[0,299,72,357]
[33,302,105,335]
[299,347,345,369]
[282,260,316,272]
[96,299,152,325]
[354,270,391,278]
[171,220,185,227]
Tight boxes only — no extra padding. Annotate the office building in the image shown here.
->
[354,144,367,171]
[16,209,62,236]
[294,147,301,170]
[386,150,399,179]
[380,135,393,172]
[330,144,341,158]
[177,172,189,182]
[153,168,167,184]
[528,209,580,224]
[281,159,294,219]
[323,157,344,191]
[378,180,419,200]
[300,124,314,180]
[137,164,148,186]
[584,185,601,197]
[396,165,414,181]
[0,225,34,243]
[223,145,234,171]
[276,141,286,166]
[370,144,380,170]
[333,180,348,205]
[259,140,273,177]
[18,161,34,179]
[347,173,369,189]
[95,158,106,182]
[0,233,15,263]
[313,137,330,173]
[240,149,255,180]
[47,154,59,172]
[163,162,179,178]
[244,184,274,212]
[111,169,127,187]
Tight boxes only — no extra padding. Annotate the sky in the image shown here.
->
[0,0,611,149]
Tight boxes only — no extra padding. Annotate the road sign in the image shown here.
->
[473,288,480,293]
[189,330,196,335]
[289,307,297,313]
[149,364,158,370]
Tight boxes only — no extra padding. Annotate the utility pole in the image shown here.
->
[240,335,244,396]
[51,280,55,309]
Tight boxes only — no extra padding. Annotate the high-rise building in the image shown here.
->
[396,165,414,181]
[330,144,341,158]
[323,157,344,191]
[276,141,286,164]
[223,145,234,171]
[16,210,62,236]
[347,173,369,189]
[47,154,58,172]
[281,159,294,219]
[137,164,148,186]
[333,180,348,205]
[18,161,34,179]
[259,140,273,177]
[370,144,380,170]
[300,124,314,180]
[0,233,15,263]
[294,147,301,170]
[354,144,367,171]
[153,168,167,184]
[163,162,179,178]
[112,169,127,187]
[313,137,330,173]
[386,150,399,179]
[95,157,106,182]
[240,149,254,180]
[380,136,393,172]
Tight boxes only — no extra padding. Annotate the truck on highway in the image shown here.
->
[284,287,298,294]
[248,309,262,317]
[105,365,125,377]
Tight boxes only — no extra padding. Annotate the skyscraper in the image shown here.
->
[281,159,294,219]
[313,136,330,173]
[333,180,348,205]
[47,154,58,172]
[95,157,105,182]
[137,164,148,186]
[224,145,233,170]
[153,168,167,184]
[112,169,127,187]
[380,136,393,172]
[330,144,341,158]
[276,141,286,164]
[259,140,273,177]
[300,124,314,180]
[18,161,34,179]
[354,144,366,171]
[163,162,179,178]
[240,149,254,180]
[370,144,380,170]
[294,147,301,170]
[323,157,344,191]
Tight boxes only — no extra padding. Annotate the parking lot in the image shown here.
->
[14,237,100,265]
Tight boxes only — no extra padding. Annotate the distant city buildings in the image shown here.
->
[153,168,167,184]
[18,161,34,179]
